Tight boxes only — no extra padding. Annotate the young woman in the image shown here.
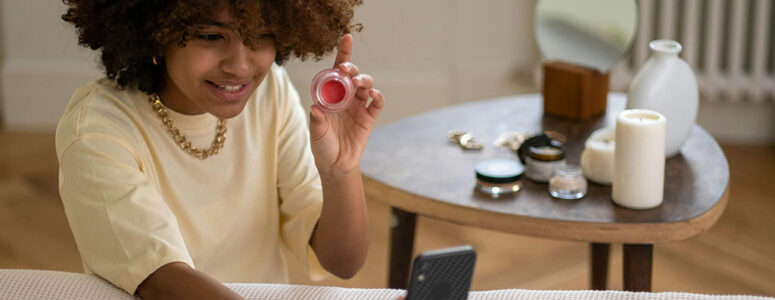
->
[58,1,384,299]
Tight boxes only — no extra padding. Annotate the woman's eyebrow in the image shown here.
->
[201,20,232,29]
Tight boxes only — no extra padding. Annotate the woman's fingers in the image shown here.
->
[308,105,329,142]
[352,74,374,100]
[338,61,360,78]
[332,34,353,69]
[333,58,380,116]
[366,89,384,119]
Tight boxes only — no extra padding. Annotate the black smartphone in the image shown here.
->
[406,245,477,300]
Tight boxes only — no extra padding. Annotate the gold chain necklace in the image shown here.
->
[149,94,227,160]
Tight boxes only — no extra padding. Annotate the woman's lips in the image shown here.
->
[205,80,251,102]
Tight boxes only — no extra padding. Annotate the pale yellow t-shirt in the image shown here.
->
[56,65,324,294]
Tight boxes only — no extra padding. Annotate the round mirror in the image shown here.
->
[534,0,638,72]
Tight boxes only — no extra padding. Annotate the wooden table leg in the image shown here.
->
[389,207,417,289]
[590,243,610,290]
[623,244,653,292]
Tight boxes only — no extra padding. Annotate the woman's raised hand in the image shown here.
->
[308,34,385,178]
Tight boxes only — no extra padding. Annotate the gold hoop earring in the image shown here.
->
[152,57,159,65]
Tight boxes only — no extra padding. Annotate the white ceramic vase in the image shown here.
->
[626,40,698,158]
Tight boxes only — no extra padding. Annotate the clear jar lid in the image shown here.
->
[553,164,583,177]
[475,159,524,183]
[527,144,565,161]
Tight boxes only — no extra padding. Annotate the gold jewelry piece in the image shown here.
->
[152,57,159,65]
[148,94,227,159]
[494,132,530,151]
[447,129,483,150]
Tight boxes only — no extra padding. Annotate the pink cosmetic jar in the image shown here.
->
[310,69,355,113]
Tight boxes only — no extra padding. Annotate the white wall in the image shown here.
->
[0,0,539,130]
[1,0,772,144]
[283,0,541,127]
[0,0,4,123]
[0,0,104,130]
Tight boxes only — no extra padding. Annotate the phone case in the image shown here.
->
[406,245,476,300]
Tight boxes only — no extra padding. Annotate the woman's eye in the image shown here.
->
[257,33,275,41]
[197,33,224,41]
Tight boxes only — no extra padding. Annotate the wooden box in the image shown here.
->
[542,61,610,121]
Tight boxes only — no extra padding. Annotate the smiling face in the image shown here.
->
[159,8,276,119]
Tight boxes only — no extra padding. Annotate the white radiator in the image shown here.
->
[612,0,775,103]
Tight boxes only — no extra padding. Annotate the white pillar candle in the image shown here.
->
[612,109,666,209]
[580,127,615,185]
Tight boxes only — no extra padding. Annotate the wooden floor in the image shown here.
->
[1,130,773,297]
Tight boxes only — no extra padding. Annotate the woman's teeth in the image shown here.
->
[209,81,243,92]
[220,85,241,92]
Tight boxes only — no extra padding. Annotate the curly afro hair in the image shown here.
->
[62,0,363,93]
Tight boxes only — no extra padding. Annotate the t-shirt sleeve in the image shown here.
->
[58,136,194,294]
[272,66,327,280]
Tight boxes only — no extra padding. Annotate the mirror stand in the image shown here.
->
[542,61,609,121]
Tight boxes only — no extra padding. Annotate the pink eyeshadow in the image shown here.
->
[321,80,346,104]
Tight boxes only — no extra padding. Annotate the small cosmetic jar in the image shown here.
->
[475,159,524,196]
[525,143,566,183]
[549,164,588,199]
[310,69,355,113]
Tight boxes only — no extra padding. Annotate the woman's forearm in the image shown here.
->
[137,262,243,300]
[312,166,370,278]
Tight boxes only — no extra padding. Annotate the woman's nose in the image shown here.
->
[220,41,253,78]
